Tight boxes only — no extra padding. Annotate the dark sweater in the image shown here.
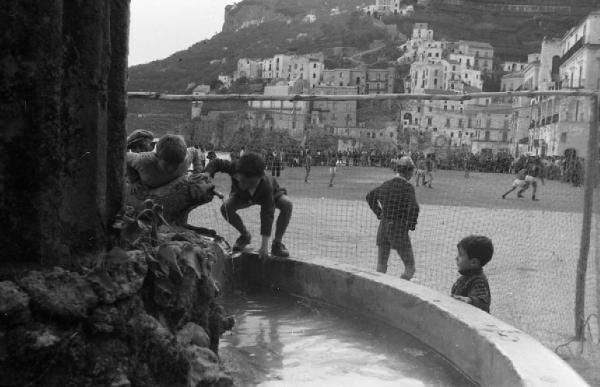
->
[451,268,491,313]
[204,159,284,236]
[366,176,419,230]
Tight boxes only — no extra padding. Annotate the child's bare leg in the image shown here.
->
[517,184,529,197]
[274,196,293,243]
[531,181,538,200]
[502,187,516,198]
[377,245,391,273]
[220,197,252,237]
[329,169,335,187]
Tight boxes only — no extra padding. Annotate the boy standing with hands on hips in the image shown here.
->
[366,156,420,280]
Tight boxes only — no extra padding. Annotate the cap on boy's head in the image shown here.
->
[457,235,494,267]
[237,152,265,178]
[127,129,155,147]
[394,156,415,173]
[156,134,187,165]
[207,151,217,160]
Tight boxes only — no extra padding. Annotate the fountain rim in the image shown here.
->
[218,253,589,387]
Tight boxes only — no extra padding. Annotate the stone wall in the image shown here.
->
[0,232,234,387]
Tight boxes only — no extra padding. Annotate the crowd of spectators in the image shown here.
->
[194,142,590,188]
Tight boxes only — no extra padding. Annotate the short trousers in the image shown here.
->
[525,175,536,183]
[376,220,412,251]
[329,167,336,174]
[512,179,527,188]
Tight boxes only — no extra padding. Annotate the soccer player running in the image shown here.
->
[501,168,529,199]
[366,156,420,280]
[520,158,543,201]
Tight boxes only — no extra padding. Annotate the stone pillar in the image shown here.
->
[0,0,130,265]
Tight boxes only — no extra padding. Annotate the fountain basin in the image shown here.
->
[214,253,588,387]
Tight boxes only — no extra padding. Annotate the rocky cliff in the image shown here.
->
[222,1,286,33]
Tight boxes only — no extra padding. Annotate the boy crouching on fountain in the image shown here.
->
[366,156,419,280]
[204,152,292,259]
[451,235,493,313]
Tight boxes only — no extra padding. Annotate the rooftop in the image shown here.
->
[458,40,494,50]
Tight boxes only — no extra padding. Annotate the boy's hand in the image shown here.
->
[259,236,270,260]
[452,295,471,304]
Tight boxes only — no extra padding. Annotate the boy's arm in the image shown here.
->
[203,158,235,178]
[125,152,142,184]
[466,278,491,312]
[366,184,384,219]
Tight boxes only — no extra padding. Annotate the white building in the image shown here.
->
[248,83,310,139]
[517,11,600,157]
[501,61,527,73]
[235,58,263,80]
[261,53,324,89]
[218,75,232,89]
[302,14,317,23]
[451,40,494,73]
[559,10,600,90]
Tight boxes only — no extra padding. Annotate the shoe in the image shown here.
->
[328,184,333,187]
[501,195,506,199]
[233,233,251,252]
[517,194,524,198]
[271,241,289,258]
[532,197,539,201]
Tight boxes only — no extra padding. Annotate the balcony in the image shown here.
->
[558,37,583,66]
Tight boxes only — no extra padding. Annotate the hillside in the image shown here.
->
[127,0,598,93]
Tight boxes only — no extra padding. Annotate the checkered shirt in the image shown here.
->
[451,268,491,313]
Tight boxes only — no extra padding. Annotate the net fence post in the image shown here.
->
[575,93,599,340]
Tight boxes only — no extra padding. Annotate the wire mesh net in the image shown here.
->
[128,93,599,379]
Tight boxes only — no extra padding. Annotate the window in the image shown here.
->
[417,107,421,113]
[486,119,491,128]
[468,118,472,128]
[429,106,432,112]
[458,119,463,128]
[450,132,454,137]
[444,105,448,111]
[446,118,451,127]
[485,131,490,141]
[560,132,567,143]
[427,117,432,125]
[503,120,509,129]
[502,131,508,142]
